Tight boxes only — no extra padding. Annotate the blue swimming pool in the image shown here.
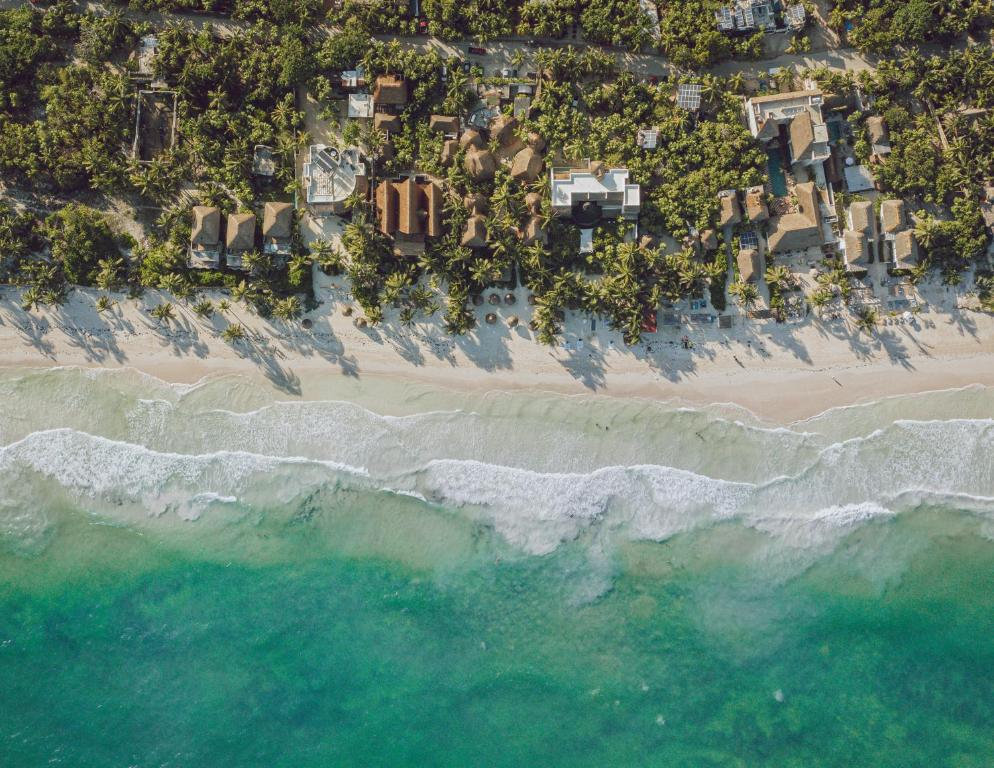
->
[767,148,788,196]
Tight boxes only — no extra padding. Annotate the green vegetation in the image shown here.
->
[830,0,992,53]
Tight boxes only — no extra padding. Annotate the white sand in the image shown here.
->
[1,274,992,425]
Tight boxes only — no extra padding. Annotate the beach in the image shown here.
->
[1,273,993,422]
[3,282,994,766]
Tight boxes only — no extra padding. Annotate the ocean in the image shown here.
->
[1,367,993,766]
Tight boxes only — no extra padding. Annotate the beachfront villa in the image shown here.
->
[550,161,641,221]
[188,205,221,269]
[302,145,367,215]
[745,89,831,170]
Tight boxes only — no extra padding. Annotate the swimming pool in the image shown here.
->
[767,147,788,197]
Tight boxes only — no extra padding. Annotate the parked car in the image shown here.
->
[468,46,486,55]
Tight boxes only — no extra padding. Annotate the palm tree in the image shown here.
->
[854,307,877,334]
[150,302,175,325]
[221,323,246,343]
[96,295,115,313]
[729,279,759,309]
[764,264,794,292]
[193,299,215,319]
[272,296,302,322]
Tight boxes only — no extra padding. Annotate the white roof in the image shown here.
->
[638,128,658,149]
[844,165,876,193]
[303,145,365,204]
[677,84,702,111]
[348,93,374,119]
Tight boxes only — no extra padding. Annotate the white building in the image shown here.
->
[302,145,366,213]
[745,89,831,168]
[550,162,640,220]
[347,93,374,119]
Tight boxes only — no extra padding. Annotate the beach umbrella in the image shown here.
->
[504,293,516,305]
[342,305,353,316]
[527,294,536,305]
[355,317,367,328]
[508,315,519,327]
[488,293,500,305]
[485,313,497,324]
[472,294,484,306]
[301,318,313,329]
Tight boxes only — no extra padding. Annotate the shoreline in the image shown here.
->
[1,284,993,424]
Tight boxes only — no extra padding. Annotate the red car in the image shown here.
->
[468,46,487,55]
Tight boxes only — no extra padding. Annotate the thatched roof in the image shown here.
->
[461,214,488,248]
[262,202,293,239]
[880,199,906,234]
[429,114,460,134]
[510,146,544,181]
[459,129,484,149]
[191,206,221,245]
[464,192,488,214]
[225,212,255,251]
[524,192,542,214]
[440,138,459,167]
[737,248,760,282]
[490,114,518,146]
[718,193,740,227]
[464,147,496,181]
[521,215,547,246]
[373,75,407,106]
[374,112,401,133]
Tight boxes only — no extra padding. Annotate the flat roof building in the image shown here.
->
[550,162,640,220]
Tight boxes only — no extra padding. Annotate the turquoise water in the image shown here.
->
[767,148,788,197]
[2,369,994,765]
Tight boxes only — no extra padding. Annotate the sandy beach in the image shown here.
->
[1,273,993,424]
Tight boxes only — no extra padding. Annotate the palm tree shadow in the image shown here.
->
[0,304,57,358]
[556,345,607,390]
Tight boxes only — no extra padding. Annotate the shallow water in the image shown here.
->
[1,368,993,766]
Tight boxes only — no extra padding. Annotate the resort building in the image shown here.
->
[262,202,293,259]
[866,115,891,157]
[510,147,544,182]
[893,229,919,271]
[715,0,776,32]
[376,176,443,254]
[842,200,877,270]
[188,205,221,269]
[224,212,255,271]
[745,186,769,223]
[428,115,460,135]
[765,181,826,255]
[373,75,408,108]
[550,161,640,221]
[718,190,741,227]
[880,199,906,240]
[737,247,761,282]
[744,90,831,169]
[347,93,374,119]
[302,145,367,215]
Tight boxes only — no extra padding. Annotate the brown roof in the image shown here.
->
[429,115,459,134]
[464,193,488,214]
[191,206,221,245]
[789,110,815,162]
[373,75,407,106]
[374,112,401,133]
[737,248,760,282]
[262,202,293,239]
[844,230,868,266]
[766,182,823,253]
[490,114,518,146]
[718,193,740,227]
[749,88,822,105]
[524,192,542,214]
[464,147,496,181]
[893,229,918,269]
[745,188,768,223]
[849,201,876,237]
[700,228,718,250]
[376,181,398,235]
[521,215,547,246]
[423,181,442,238]
[461,214,487,248]
[510,146,543,181]
[880,199,906,234]
[866,115,890,152]
[459,129,484,149]
[395,176,420,236]
[225,213,255,251]
[440,138,459,166]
